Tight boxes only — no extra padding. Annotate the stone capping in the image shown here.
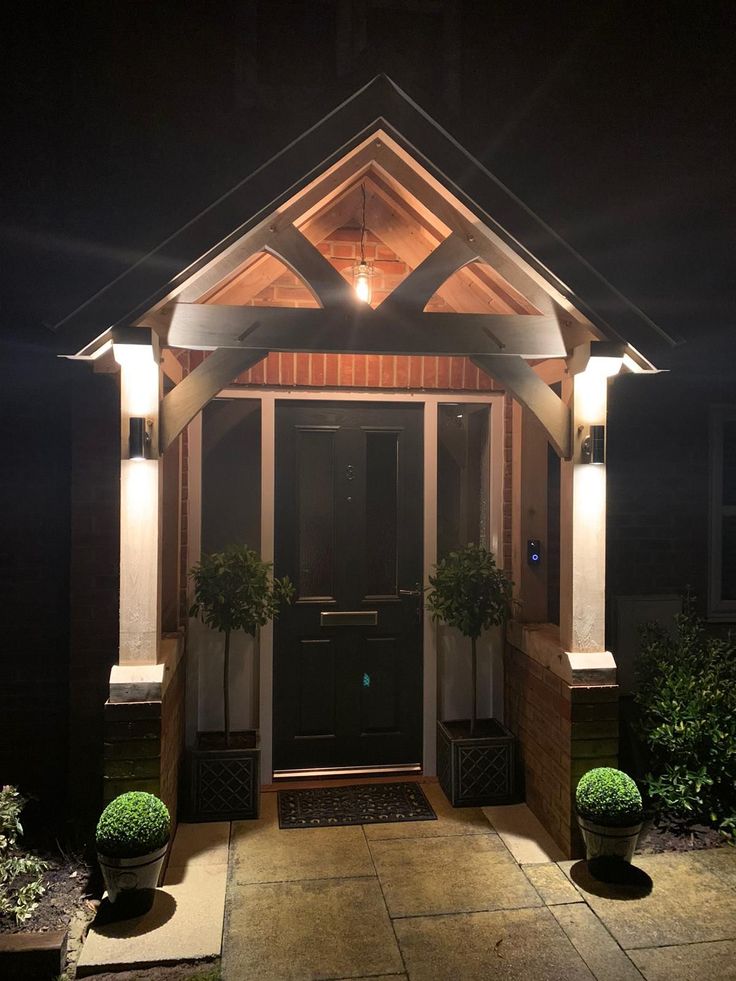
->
[507,621,617,687]
[109,630,186,703]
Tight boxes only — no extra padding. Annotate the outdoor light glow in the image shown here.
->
[575,370,607,424]
[113,341,155,369]
[354,262,373,303]
[584,355,623,378]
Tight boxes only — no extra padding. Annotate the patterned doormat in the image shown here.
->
[277,781,437,829]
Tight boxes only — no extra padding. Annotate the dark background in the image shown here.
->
[0,1,732,818]
[3,0,733,353]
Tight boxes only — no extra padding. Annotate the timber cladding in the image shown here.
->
[504,643,619,858]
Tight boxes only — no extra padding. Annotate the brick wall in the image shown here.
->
[505,643,619,857]
[102,650,185,826]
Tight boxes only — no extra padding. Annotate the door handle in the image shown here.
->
[399,588,423,598]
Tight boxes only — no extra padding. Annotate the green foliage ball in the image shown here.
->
[426,543,512,639]
[96,792,170,858]
[576,767,643,827]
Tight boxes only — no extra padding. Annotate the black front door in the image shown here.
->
[274,401,423,772]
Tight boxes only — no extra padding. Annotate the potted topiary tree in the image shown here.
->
[96,792,170,913]
[427,543,515,806]
[576,767,644,863]
[188,544,293,820]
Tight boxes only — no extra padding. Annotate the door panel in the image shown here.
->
[274,401,423,771]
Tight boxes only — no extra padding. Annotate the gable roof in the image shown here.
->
[63,75,676,361]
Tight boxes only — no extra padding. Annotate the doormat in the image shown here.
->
[277,781,437,829]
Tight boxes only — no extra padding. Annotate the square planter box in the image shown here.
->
[187,730,260,822]
[437,718,516,807]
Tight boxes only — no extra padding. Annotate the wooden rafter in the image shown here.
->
[364,175,532,315]
[266,224,355,308]
[380,232,478,312]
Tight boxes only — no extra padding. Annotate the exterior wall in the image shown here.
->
[505,642,619,857]
[0,349,73,813]
[68,372,121,827]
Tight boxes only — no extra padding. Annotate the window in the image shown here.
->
[709,406,736,619]
[437,403,490,558]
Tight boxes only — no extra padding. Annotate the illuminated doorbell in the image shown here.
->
[527,539,542,567]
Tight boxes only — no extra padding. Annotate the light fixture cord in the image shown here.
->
[360,184,367,265]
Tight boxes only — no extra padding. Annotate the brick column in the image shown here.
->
[505,639,618,857]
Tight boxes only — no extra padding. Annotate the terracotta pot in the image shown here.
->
[97,842,168,904]
[577,814,643,863]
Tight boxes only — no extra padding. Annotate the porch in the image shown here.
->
[63,78,675,859]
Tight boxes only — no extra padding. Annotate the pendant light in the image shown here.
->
[352,184,374,304]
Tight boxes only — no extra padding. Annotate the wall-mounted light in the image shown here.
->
[581,424,605,464]
[112,325,157,367]
[129,417,152,460]
[352,184,374,304]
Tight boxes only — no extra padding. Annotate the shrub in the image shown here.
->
[576,768,643,826]
[426,543,512,735]
[635,599,736,834]
[190,544,294,744]
[0,785,48,924]
[96,792,170,858]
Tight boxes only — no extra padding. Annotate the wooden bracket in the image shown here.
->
[473,355,571,459]
[159,348,267,453]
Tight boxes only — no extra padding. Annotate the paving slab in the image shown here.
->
[522,862,584,905]
[690,844,736,889]
[363,781,492,839]
[484,803,566,863]
[230,793,374,883]
[370,832,542,917]
[77,865,226,974]
[165,821,230,871]
[394,907,595,980]
[560,852,736,949]
[550,902,643,981]
[222,877,404,981]
[629,939,736,981]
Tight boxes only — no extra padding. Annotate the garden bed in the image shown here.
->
[0,850,99,979]
[636,820,727,855]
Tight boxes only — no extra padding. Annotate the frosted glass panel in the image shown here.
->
[437,404,490,558]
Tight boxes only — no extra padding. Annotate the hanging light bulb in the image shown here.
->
[354,261,373,303]
[352,184,374,304]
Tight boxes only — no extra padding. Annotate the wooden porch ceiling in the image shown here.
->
[151,131,593,459]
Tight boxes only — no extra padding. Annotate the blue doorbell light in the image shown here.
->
[527,539,542,567]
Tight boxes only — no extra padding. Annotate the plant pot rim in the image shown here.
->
[577,813,644,834]
[97,841,169,865]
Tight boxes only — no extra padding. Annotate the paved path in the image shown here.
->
[223,784,736,981]
[77,785,736,979]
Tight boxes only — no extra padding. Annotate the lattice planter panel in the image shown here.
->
[437,719,516,807]
[187,731,260,821]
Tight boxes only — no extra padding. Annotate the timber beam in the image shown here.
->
[157,304,566,359]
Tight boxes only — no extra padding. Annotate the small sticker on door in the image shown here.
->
[362,673,371,688]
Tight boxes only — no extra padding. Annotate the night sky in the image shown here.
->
[3,1,733,363]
